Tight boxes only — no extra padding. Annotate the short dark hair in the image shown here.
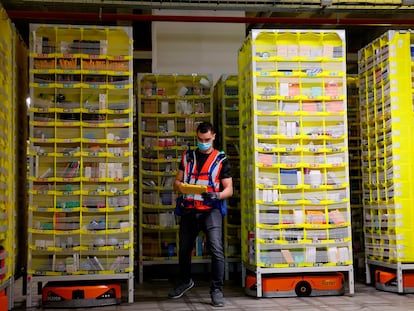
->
[197,121,215,134]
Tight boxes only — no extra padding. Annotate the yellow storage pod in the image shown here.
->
[359,30,414,293]
[346,75,365,280]
[239,29,354,297]
[214,74,241,280]
[137,73,214,283]
[0,6,15,309]
[27,24,134,306]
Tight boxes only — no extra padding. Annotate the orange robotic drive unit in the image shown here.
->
[42,281,122,308]
[0,289,8,311]
[245,272,345,297]
[375,270,414,293]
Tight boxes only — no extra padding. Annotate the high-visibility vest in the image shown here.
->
[182,149,225,211]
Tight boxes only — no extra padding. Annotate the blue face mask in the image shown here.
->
[197,141,212,151]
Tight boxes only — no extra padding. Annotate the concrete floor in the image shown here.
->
[11,277,414,311]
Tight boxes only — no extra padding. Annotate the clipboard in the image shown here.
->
[181,183,207,195]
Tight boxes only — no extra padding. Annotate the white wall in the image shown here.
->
[152,10,245,83]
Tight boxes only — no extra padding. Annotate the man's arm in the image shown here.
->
[218,177,233,200]
[174,169,184,193]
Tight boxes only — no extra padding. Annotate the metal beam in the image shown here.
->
[7,10,414,26]
[10,0,414,11]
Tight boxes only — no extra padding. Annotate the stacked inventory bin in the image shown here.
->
[214,74,241,280]
[27,24,134,306]
[358,30,414,293]
[0,6,15,310]
[238,29,354,297]
[137,73,213,283]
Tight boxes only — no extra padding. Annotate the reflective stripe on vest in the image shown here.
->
[182,149,223,211]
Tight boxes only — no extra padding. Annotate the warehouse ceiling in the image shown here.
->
[2,0,414,72]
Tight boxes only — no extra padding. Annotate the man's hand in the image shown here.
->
[176,182,184,193]
[201,192,220,201]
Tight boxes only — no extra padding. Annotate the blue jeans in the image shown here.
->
[178,208,224,292]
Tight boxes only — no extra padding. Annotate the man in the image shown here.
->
[168,121,233,307]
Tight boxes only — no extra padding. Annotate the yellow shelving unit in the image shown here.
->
[214,74,241,280]
[347,76,365,280]
[137,73,213,283]
[358,30,414,293]
[238,29,354,297]
[0,5,16,310]
[27,24,134,306]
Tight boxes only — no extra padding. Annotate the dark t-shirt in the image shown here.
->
[179,149,232,180]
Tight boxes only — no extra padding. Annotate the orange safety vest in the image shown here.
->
[182,149,224,211]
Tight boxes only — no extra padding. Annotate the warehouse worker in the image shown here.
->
[168,121,233,307]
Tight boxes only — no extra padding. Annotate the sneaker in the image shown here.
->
[168,279,194,299]
[210,289,224,307]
